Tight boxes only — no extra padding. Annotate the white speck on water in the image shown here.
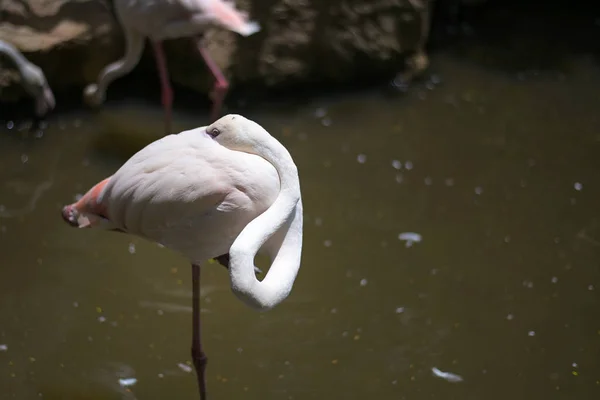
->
[551,277,558,283]
[314,107,327,118]
[157,310,164,316]
[97,316,106,323]
[0,344,7,351]
[504,235,511,243]
[342,331,349,337]
[506,313,514,320]
[445,178,455,186]
[21,154,28,163]
[128,243,136,254]
[324,240,332,247]
[118,378,137,387]
[73,301,79,308]
[321,117,332,127]
[392,160,402,169]
[392,379,397,385]
[6,121,14,129]
[359,278,368,287]
[87,336,94,342]
[572,362,578,368]
[574,182,583,191]
[396,307,405,314]
[431,367,464,383]
[357,154,367,164]
[528,330,536,337]
[158,373,164,378]
[395,174,404,183]
[405,161,413,170]
[330,308,337,314]
[523,280,534,289]
[237,347,243,353]
[398,232,422,247]
[424,177,433,185]
[315,217,323,226]
[474,186,483,195]
[177,363,193,373]
[588,284,595,291]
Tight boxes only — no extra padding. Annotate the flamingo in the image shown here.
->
[84,0,261,134]
[60,114,303,400]
[0,39,56,117]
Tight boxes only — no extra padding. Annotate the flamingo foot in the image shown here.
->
[214,253,262,276]
[192,263,208,400]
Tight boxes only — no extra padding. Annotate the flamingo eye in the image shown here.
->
[208,127,221,138]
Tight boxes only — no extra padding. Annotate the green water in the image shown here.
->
[1,37,599,400]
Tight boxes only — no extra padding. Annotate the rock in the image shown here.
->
[0,0,431,106]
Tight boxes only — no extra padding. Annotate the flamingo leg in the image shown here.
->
[151,40,174,135]
[195,41,229,123]
[191,263,208,400]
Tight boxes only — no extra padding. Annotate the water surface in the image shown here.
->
[0,51,599,400]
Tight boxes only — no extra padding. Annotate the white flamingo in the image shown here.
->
[0,39,56,117]
[84,0,261,133]
[61,114,303,400]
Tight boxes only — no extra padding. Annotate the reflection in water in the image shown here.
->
[1,37,600,400]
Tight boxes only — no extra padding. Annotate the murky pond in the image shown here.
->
[1,23,600,400]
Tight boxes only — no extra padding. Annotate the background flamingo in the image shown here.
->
[61,114,303,400]
[84,0,261,134]
[0,39,56,117]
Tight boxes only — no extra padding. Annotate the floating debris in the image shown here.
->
[405,161,413,170]
[398,232,422,248]
[574,182,583,191]
[128,243,136,254]
[177,363,193,373]
[357,154,367,164]
[431,367,463,383]
[359,278,368,287]
[474,186,483,195]
[314,108,327,118]
[391,160,402,170]
[118,377,137,387]
[0,344,7,351]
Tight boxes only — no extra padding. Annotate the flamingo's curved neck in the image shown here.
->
[228,135,303,311]
[88,29,144,102]
[0,41,34,82]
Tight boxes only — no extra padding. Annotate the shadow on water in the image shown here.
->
[1,1,600,399]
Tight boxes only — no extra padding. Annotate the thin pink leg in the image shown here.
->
[192,263,208,400]
[196,42,229,123]
[151,40,174,135]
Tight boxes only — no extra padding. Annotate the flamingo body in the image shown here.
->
[65,127,280,264]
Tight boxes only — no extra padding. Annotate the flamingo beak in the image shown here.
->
[61,205,80,227]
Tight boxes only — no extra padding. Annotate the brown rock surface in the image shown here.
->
[0,0,431,106]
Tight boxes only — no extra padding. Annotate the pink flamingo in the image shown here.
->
[61,114,303,400]
[84,0,261,133]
